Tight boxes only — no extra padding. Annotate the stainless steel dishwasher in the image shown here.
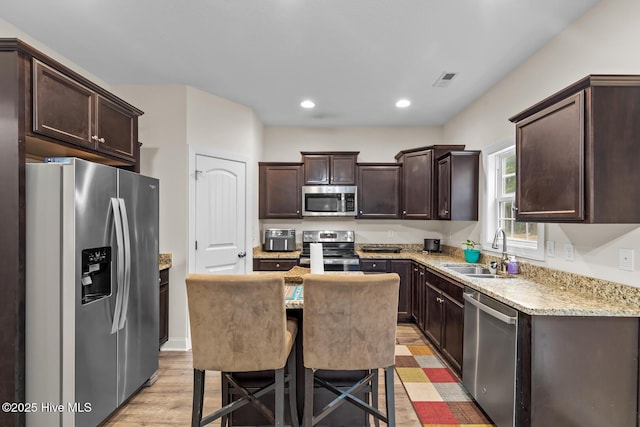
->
[462,287,518,427]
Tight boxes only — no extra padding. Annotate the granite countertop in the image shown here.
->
[253,247,301,258]
[252,245,640,316]
[159,253,172,270]
[357,250,640,317]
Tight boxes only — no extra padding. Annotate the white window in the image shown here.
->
[484,141,544,260]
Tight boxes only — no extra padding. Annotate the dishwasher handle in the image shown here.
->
[463,292,517,325]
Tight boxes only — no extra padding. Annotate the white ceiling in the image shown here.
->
[1,0,600,126]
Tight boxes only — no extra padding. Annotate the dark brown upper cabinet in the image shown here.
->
[32,59,140,164]
[259,162,303,219]
[356,163,402,219]
[509,75,640,223]
[395,145,465,219]
[437,151,480,221]
[301,152,358,185]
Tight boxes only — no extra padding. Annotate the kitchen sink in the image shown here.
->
[443,264,504,279]
[446,266,493,275]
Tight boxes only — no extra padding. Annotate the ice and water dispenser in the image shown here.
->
[81,246,112,304]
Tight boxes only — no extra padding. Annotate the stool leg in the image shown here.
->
[192,369,205,427]
[221,373,230,427]
[287,345,300,427]
[275,367,285,427]
[384,367,395,427]
[372,369,380,427]
[303,368,314,427]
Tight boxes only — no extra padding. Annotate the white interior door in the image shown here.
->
[194,154,246,273]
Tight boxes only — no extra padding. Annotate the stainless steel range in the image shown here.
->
[299,230,360,271]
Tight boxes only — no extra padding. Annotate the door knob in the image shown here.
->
[238,252,246,258]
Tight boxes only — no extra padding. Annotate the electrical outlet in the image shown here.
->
[619,248,634,271]
[546,241,555,257]
[564,243,574,261]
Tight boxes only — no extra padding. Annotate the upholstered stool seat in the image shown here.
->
[302,273,400,427]
[186,273,299,427]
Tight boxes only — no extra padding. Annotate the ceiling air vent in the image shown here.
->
[433,72,458,87]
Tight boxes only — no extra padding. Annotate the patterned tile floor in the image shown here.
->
[395,331,494,426]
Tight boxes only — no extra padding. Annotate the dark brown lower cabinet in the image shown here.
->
[411,262,425,328]
[389,260,412,322]
[253,258,298,271]
[423,269,464,375]
[159,268,169,347]
[516,314,639,426]
[424,283,443,347]
[360,258,412,322]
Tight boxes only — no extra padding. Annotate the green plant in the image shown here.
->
[462,239,478,250]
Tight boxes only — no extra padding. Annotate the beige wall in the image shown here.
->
[114,85,263,350]
[10,0,640,355]
[261,0,640,288]
[263,126,443,163]
[442,0,640,287]
[261,126,452,245]
[0,18,110,89]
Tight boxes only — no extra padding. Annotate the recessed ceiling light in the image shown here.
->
[396,99,411,108]
[300,99,315,109]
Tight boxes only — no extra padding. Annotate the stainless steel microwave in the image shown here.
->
[301,185,357,216]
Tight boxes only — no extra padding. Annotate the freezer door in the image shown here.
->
[71,159,119,427]
[117,169,160,403]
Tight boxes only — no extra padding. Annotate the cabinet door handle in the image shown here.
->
[91,135,99,141]
[98,137,105,143]
[238,252,246,258]
[276,263,280,268]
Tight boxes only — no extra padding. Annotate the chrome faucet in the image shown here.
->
[492,227,509,271]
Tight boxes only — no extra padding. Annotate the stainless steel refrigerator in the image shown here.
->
[26,158,159,427]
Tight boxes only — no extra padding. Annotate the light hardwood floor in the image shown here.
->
[104,325,425,426]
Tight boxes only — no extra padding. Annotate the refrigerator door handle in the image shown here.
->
[117,198,131,330]
[111,198,125,334]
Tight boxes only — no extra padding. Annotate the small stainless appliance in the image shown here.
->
[299,230,359,271]
[424,239,441,253]
[301,185,357,217]
[263,229,296,252]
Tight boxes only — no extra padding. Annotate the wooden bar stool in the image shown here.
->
[186,273,299,427]
[301,273,400,427]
